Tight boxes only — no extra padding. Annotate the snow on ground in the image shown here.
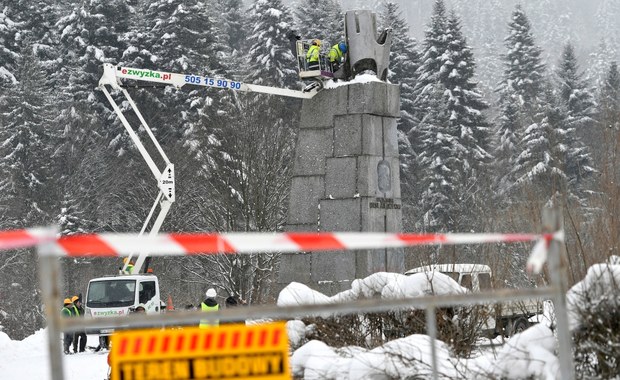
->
[0,330,108,380]
[3,259,619,379]
[280,271,560,380]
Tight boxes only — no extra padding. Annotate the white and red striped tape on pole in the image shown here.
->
[0,229,560,257]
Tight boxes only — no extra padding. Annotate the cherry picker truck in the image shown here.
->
[85,63,324,343]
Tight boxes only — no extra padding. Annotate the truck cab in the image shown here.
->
[85,274,161,334]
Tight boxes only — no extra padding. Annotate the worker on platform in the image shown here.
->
[71,295,87,353]
[199,288,219,328]
[61,298,74,354]
[122,257,134,274]
[329,41,347,72]
[306,39,321,70]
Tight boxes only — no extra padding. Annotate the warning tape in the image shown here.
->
[0,228,56,251]
[0,229,561,257]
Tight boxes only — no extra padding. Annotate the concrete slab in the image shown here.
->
[325,157,357,199]
[287,176,324,225]
[278,253,312,283]
[311,250,356,282]
[319,198,361,231]
[334,114,362,156]
[292,128,333,176]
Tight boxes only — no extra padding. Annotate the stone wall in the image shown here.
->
[278,81,404,295]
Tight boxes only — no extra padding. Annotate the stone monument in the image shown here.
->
[277,10,404,295]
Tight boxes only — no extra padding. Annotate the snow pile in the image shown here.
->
[278,271,466,308]
[279,271,564,379]
[467,324,559,379]
[290,325,560,380]
[566,257,620,331]
[291,336,458,379]
[0,330,108,380]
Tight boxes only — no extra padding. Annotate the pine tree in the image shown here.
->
[557,43,596,133]
[414,0,448,94]
[0,7,18,90]
[417,86,458,231]
[494,5,547,197]
[293,0,344,44]
[493,88,522,193]
[442,12,492,179]
[52,0,134,234]
[510,90,561,197]
[498,5,546,110]
[596,61,620,172]
[556,43,597,192]
[0,41,55,226]
[599,62,620,127]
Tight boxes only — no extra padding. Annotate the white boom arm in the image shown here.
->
[99,66,176,274]
[99,63,316,99]
[97,62,313,272]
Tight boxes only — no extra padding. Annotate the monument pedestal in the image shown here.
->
[278,81,404,295]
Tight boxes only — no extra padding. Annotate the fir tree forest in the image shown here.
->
[0,0,618,355]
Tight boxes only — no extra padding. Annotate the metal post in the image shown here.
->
[38,244,65,380]
[425,306,439,380]
[543,207,574,380]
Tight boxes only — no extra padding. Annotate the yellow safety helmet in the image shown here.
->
[312,39,321,46]
[63,298,72,305]
[71,295,79,303]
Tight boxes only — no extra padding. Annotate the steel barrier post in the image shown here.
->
[543,207,574,380]
[38,242,65,380]
[426,306,439,380]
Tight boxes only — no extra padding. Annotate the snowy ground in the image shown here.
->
[0,331,109,380]
[279,272,560,379]
[2,258,618,379]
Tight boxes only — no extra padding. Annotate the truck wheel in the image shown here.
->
[509,318,529,336]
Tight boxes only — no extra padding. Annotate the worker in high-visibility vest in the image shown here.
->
[61,298,74,354]
[306,39,321,70]
[122,257,134,274]
[199,288,219,328]
[328,41,347,72]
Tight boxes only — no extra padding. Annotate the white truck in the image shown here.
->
[405,264,544,337]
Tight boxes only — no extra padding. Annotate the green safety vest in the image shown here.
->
[307,44,320,63]
[328,45,344,63]
[61,307,72,317]
[199,303,219,328]
[72,306,80,317]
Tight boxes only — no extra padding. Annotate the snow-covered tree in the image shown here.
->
[556,43,596,134]
[293,0,344,44]
[412,2,492,231]
[510,91,562,197]
[498,5,546,111]
[595,61,620,172]
[0,41,55,226]
[598,61,620,128]
[442,12,492,178]
[417,86,458,231]
[492,88,522,193]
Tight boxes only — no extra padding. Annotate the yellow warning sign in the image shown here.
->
[110,322,290,380]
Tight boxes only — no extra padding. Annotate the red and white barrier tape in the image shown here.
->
[0,229,563,257]
[0,228,57,251]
